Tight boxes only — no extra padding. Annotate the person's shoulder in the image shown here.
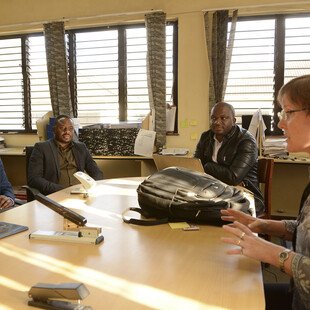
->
[34,139,51,148]
[72,140,88,149]
[238,126,256,141]
[200,130,212,138]
[73,139,85,146]
[34,139,55,148]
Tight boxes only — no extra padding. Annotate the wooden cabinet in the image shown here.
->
[271,161,309,218]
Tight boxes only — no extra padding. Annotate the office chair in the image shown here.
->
[241,114,272,136]
[257,157,274,241]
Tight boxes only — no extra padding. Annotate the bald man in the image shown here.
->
[195,102,264,216]
[28,115,103,195]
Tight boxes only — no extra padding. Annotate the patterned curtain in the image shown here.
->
[204,10,238,115]
[44,22,73,117]
[145,12,166,149]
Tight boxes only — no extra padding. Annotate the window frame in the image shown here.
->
[226,13,310,136]
[0,21,178,133]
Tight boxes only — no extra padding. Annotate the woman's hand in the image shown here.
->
[221,209,268,234]
[221,220,283,264]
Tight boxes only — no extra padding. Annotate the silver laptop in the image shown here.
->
[153,154,205,173]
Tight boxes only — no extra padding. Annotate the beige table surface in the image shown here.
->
[0,177,264,310]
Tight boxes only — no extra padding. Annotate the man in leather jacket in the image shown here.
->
[194,102,264,215]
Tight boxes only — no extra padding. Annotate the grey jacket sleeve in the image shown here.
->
[81,145,103,180]
[27,143,64,195]
[283,199,310,310]
[0,159,15,201]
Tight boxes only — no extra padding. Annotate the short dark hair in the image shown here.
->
[212,102,235,118]
[54,115,73,128]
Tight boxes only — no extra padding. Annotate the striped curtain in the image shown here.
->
[204,10,238,115]
[145,12,166,149]
[44,21,73,117]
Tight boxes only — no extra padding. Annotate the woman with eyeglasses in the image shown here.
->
[220,74,310,310]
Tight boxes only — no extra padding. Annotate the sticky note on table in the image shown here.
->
[169,222,190,229]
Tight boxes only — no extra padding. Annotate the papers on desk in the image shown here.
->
[134,129,156,157]
[161,148,189,156]
[263,137,288,157]
[0,222,28,239]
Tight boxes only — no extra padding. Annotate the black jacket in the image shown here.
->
[28,139,103,195]
[195,125,264,215]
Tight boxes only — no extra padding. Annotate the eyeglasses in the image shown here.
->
[277,108,309,121]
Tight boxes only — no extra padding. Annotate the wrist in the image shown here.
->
[267,245,293,274]
[9,197,15,206]
[278,248,294,274]
[264,244,284,267]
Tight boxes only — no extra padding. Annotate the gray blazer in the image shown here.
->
[28,139,103,195]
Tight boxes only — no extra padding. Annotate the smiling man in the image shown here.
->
[194,102,264,216]
[28,115,103,195]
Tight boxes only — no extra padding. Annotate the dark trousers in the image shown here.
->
[264,283,293,310]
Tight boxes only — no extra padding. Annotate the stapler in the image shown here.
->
[28,282,92,310]
[71,172,96,198]
[25,186,104,245]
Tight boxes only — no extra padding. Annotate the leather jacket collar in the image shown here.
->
[211,125,238,142]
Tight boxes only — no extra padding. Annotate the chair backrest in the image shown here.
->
[153,154,205,173]
[25,146,35,202]
[242,114,272,136]
[257,157,274,219]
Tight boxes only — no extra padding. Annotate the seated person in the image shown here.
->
[28,115,103,195]
[194,102,264,215]
[0,158,15,211]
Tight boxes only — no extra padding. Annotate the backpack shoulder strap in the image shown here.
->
[122,207,169,226]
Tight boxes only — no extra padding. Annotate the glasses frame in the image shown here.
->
[277,108,310,121]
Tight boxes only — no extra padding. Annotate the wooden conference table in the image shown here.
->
[0,177,264,310]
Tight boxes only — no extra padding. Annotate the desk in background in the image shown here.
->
[0,147,308,218]
[0,148,156,186]
[0,177,264,309]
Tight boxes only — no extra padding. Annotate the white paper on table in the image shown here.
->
[134,129,156,157]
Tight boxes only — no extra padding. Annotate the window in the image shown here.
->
[0,22,177,131]
[284,16,310,81]
[0,37,23,130]
[225,14,310,134]
[72,24,176,127]
[74,29,119,125]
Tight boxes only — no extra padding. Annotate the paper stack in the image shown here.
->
[262,136,288,157]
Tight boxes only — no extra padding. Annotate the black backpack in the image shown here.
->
[122,167,252,226]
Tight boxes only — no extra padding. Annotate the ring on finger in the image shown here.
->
[240,232,245,240]
[237,239,241,246]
